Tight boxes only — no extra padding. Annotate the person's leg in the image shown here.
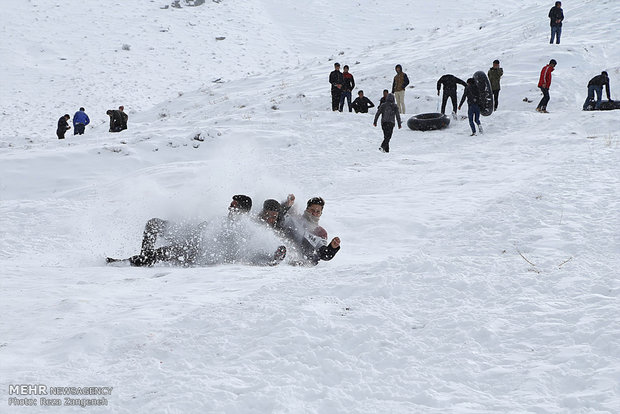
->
[556,26,561,44]
[395,91,405,113]
[538,87,550,110]
[141,218,169,255]
[338,91,345,112]
[331,90,340,111]
[493,90,500,110]
[57,130,64,139]
[440,92,448,114]
[346,92,352,112]
[550,26,556,44]
[449,92,458,113]
[467,105,476,133]
[474,104,481,132]
[594,85,603,109]
[381,122,394,152]
[583,85,595,110]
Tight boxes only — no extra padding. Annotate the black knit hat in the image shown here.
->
[262,199,281,212]
[232,194,252,211]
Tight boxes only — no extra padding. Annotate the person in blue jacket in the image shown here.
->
[73,107,90,135]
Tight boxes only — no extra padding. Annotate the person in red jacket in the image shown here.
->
[536,59,557,113]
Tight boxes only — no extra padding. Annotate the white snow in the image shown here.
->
[1,0,619,412]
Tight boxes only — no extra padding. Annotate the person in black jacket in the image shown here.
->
[436,74,467,115]
[458,78,483,136]
[56,114,71,139]
[107,109,123,132]
[373,93,402,153]
[329,63,344,111]
[118,106,128,130]
[378,89,389,107]
[351,90,375,113]
[549,1,564,44]
[583,71,612,110]
[339,65,356,112]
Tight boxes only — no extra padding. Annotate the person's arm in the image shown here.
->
[498,68,503,78]
[437,76,443,93]
[351,74,355,90]
[316,238,340,262]
[85,114,90,125]
[373,107,381,126]
[395,108,402,128]
[403,73,410,88]
[458,87,467,109]
[605,81,611,100]
[391,77,396,93]
[366,98,374,109]
[457,77,467,87]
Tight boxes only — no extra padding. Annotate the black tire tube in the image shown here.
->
[407,113,450,131]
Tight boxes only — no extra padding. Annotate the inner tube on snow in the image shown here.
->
[598,100,620,110]
[407,113,450,131]
[473,70,494,116]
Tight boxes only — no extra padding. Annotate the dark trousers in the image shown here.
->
[550,25,561,44]
[537,87,550,109]
[492,90,500,110]
[441,91,458,114]
[339,91,352,112]
[130,218,198,266]
[74,123,85,135]
[380,122,395,152]
[56,129,66,139]
[467,104,481,133]
[331,89,341,111]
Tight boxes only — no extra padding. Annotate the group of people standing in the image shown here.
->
[55,106,128,139]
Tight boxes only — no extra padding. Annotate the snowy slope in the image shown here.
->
[1,0,619,413]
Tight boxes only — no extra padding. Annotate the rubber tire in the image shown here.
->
[473,71,494,116]
[598,100,620,111]
[407,113,450,131]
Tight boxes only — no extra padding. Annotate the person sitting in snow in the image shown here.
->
[351,90,375,113]
[279,195,341,266]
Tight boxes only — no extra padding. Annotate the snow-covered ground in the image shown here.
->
[1,0,619,412]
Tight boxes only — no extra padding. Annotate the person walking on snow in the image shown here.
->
[392,64,410,114]
[436,74,467,116]
[458,78,483,136]
[73,107,90,135]
[339,65,355,112]
[487,60,503,110]
[351,90,375,113]
[56,114,71,139]
[583,71,612,110]
[329,63,344,112]
[536,59,556,113]
[373,93,402,153]
[548,1,564,44]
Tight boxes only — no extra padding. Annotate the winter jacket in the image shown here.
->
[374,94,402,127]
[588,74,611,100]
[107,110,123,132]
[119,111,128,130]
[459,84,480,107]
[487,67,503,91]
[281,212,340,265]
[329,70,344,91]
[342,72,355,92]
[549,6,563,27]
[392,72,410,93]
[437,74,467,93]
[57,116,70,132]
[73,110,90,126]
[351,96,375,113]
[538,64,554,88]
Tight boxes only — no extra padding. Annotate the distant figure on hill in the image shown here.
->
[458,78,483,136]
[118,106,128,130]
[106,108,126,132]
[392,64,410,114]
[329,63,344,112]
[487,60,503,110]
[583,71,611,110]
[436,74,467,116]
[548,1,564,44]
[351,90,375,113]
[378,89,389,107]
[339,65,356,112]
[536,59,557,113]
[373,93,402,153]
[56,114,71,139]
[73,107,90,135]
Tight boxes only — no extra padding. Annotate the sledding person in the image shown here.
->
[351,90,375,113]
[106,109,123,132]
[118,106,128,130]
[329,63,344,112]
[487,60,503,110]
[436,74,467,116]
[373,93,402,153]
[536,59,557,113]
[548,1,564,44]
[392,64,410,114]
[107,195,255,267]
[72,107,90,135]
[583,71,612,110]
[56,114,71,139]
[339,65,356,112]
[280,196,341,266]
[257,199,284,229]
[458,78,483,136]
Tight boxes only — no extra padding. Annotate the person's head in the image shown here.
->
[386,93,395,103]
[493,59,500,67]
[119,105,124,111]
[259,199,282,227]
[79,107,85,111]
[64,114,70,120]
[555,1,561,7]
[343,65,349,73]
[229,194,252,215]
[601,71,608,79]
[549,59,557,67]
[106,110,113,116]
[334,62,340,70]
[395,64,402,73]
[467,78,475,85]
[383,89,389,98]
[358,90,364,97]
[304,197,325,224]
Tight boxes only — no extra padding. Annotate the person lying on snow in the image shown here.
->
[107,195,287,267]
[278,195,341,266]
